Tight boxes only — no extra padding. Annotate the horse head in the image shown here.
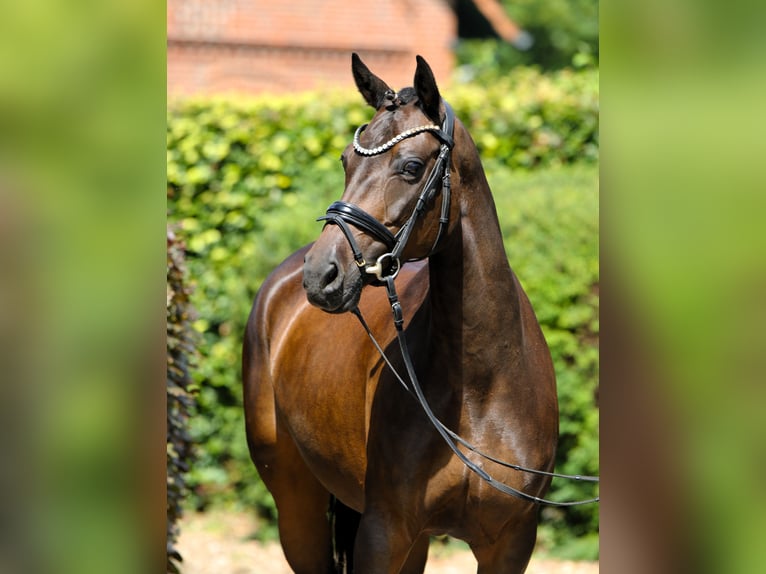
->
[303,54,456,313]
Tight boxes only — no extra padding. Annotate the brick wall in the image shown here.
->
[167,0,456,96]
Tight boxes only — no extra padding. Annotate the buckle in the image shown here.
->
[365,252,401,281]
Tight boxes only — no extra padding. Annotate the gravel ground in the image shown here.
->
[175,511,598,573]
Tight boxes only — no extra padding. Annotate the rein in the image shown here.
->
[321,99,599,506]
[353,279,600,507]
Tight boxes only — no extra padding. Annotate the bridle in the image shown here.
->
[318,99,599,507]
[318,100,455,282]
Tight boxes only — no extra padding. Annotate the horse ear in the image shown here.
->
[352,53,393,110]
[414,55,442,123]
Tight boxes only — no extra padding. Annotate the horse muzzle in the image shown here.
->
[303,247,363,313]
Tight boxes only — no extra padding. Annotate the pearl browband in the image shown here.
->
[352,123,443,157]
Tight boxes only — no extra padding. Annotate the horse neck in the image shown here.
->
[427,146,526,385]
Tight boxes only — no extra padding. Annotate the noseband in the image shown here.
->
[318,100,456,281]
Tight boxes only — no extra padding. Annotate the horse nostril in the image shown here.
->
[323,262,339,289]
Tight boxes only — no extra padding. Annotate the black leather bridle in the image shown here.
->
[318,99,599,506]
[318,100,455,281]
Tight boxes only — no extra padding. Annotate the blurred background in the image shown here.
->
[4,0,765,573]
[166,0,599,571]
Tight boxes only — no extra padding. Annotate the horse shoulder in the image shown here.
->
[243,245,312,452]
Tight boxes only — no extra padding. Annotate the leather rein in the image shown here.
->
[319,99,599,506]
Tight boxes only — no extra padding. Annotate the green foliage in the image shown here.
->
[167,93,351,521]
[166,228,197,573]
[166,67,598,557]
[449,67,599,168]
[456,0,598,73]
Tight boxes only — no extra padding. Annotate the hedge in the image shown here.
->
[167,66,598,558]
[166,228,197,572]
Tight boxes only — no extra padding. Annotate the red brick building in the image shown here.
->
[167,0,522,96]
[167,0,455,96]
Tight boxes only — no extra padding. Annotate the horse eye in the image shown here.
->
[402,159,424,177]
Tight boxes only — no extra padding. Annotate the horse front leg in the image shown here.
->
[352,508,428,574]
[248,414,335,574]
[471,510,538,574]
[400,534,430,574]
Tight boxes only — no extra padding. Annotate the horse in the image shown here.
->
[242,54,559,573]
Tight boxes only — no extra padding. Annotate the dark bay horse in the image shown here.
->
[243,54,558,573]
